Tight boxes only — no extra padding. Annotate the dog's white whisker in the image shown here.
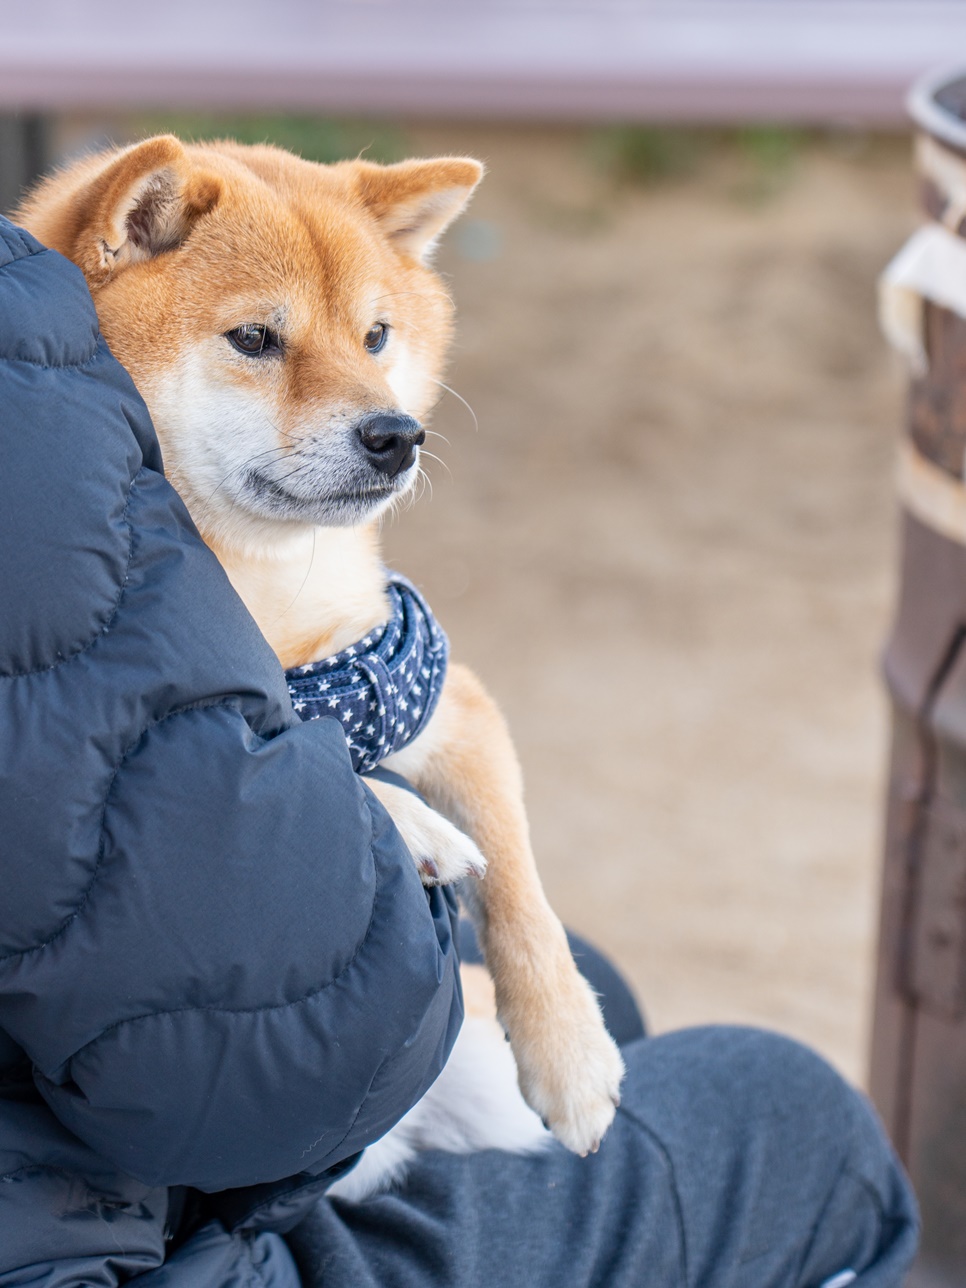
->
[432,379,479,433]
[265,420,302,446]
[196,444,292,529]
[385,490,410,521]
[419,449,452,482]
[269,459,312,489]
[371,290,436,306]
[267,527,317,628]
[415,465,434,504]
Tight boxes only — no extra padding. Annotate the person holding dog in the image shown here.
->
[0,216,918,1285]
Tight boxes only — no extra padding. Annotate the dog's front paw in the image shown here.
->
[367,779,487,885]
[407,807,488,886]
[512,971,625,1157]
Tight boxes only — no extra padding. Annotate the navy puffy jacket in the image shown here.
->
[0,218,462,1281]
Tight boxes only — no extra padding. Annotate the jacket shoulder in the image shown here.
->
[0,216,163,676]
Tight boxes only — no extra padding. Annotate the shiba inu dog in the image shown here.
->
[17,136,625,1178]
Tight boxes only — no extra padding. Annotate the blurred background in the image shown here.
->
[3,1,963,1088]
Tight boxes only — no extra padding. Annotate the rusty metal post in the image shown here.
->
[872,69,966,1288]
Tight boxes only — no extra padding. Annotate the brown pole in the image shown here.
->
[872,67,966,1288]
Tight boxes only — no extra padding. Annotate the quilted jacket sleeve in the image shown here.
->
[0,211,462,1273]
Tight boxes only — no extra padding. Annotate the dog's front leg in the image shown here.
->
[385,663,626,1156]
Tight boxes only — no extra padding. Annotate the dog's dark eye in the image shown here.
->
[225,324,282,357]
[364,323,389,354]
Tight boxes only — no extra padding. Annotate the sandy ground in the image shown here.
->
[378,125,917,1086]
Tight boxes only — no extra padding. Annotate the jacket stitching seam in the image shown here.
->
[0,347,101,372]
[0,698,245,965]
[0,467,141,679]
[228,896,453,1223]
[0,246,101,366]
[0,227,38,261]
[227,1055,387,1229]
[316,1045,394,1164]
[54,788,380,1051]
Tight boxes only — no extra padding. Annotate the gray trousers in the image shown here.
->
[287,953,918,1288]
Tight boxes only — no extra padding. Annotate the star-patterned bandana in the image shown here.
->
[284,572,449,774]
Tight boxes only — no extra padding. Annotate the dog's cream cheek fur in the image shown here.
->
[384,341,428,415]
[144,350,283,549]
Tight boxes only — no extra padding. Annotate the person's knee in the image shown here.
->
[619,1025,853,1133]
[687,1028,911,1200]
[705,1026,862,1137]
[617,1026,906,1220]
[616,1028,917,1284]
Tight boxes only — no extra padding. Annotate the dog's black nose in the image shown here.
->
[357,413,425,478]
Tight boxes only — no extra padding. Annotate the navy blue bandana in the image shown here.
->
[285,572,449,774]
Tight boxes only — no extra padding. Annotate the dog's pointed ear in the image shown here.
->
[69,135,222,286]
[355,158,483,262]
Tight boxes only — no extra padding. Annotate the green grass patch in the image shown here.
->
[589,126,715,186]
[589,124,811,203]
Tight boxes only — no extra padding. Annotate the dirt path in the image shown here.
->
[383,125,918,1085]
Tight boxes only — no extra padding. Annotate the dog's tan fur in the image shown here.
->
[17,137,624,1155]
